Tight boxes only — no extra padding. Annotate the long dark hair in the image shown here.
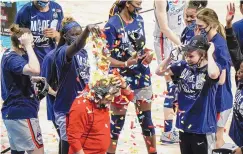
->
[109,0,132,19]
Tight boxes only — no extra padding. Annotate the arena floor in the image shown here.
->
[1,0,242,153]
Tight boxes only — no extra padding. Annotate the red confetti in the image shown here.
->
[133,143,136,146]
[118,34,123,38]
[100,32,107,39]
[76,77,80,83]
[148,125,156,128]
[149,147,156,153]
[131,134,136,139]
[130,121,134,129]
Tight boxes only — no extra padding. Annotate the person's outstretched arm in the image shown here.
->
[66,25,101,59]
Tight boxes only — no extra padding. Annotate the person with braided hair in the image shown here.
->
[181,0,208,44]
[105,0,157,153]
[51,16,101,153]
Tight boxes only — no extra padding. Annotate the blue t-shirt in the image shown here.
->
[170,61,221,134]
[15,1,63,65]
[54,45,90,114]
[233,19,243,52]
[181,21,196,45]
[1,49,39,119]
[229,88,243,146]
[41,49,56,121]
[104,14,151,90]
[211,33,233,112]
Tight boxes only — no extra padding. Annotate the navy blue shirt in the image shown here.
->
[1,49,39,119]
[233,19,243,52]
[211,33,233,112]
[15,1,63,65]
[41,49,56,121]
[104,14,151,90]
[229,88,243,147]
[54,45,90,114]
[181,21,196,45]
[171,61,221,134]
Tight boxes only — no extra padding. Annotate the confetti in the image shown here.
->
[131,134,136,139]
[149,147,156,153]
[130,121,134,129]
[188,124,192,129]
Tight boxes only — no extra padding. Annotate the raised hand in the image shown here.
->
[18,33,34,49]
[87,24,102,37]
[226,3,235,28]
[44,28,59,39]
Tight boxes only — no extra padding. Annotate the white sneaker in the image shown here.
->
[160,130,179,144]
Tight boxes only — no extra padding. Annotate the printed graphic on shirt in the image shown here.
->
[234,89,243,118]
[178,67,207,100]
[75,54,90,83]
[30,9,60,47]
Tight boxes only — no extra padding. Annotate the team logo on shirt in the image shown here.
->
[167,0,185,15]
[76,54,90,83]
[178,68,206,99]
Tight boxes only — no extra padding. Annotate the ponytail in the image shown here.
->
[197,8,226,39]
[108,0,127,19]
[217,23,226,40]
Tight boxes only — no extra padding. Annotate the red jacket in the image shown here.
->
[67,97,110,154]
[67,89,134,154]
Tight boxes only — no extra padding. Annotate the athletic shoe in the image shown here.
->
[160,130,180,144]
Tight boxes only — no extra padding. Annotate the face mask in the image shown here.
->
[37,0,49,8]
[128,5,142,18]
[65,34,78,45]
[199,26,211,38]
[188,63,198,72]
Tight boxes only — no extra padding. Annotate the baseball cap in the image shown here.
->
[182,35,209,52]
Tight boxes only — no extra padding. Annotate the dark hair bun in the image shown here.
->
[189,0,208,9]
